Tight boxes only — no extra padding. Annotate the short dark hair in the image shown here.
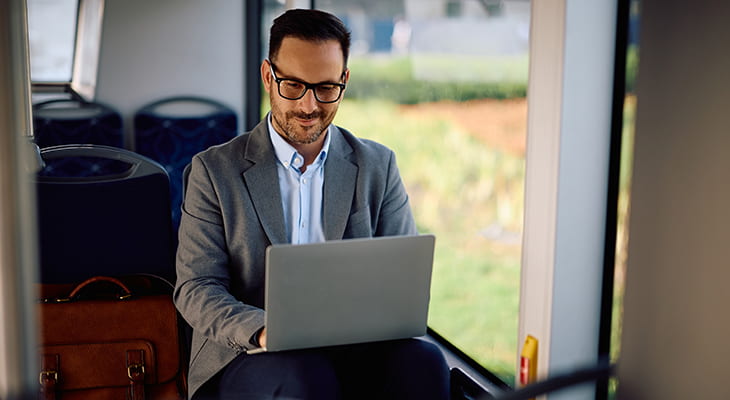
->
[268,9,352,68]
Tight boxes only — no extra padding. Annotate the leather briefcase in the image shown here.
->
[37,275,187,400]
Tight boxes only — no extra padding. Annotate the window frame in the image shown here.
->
[30,0,105,102]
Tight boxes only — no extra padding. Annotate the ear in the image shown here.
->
[343,68,350,84]
[261,60,272,93]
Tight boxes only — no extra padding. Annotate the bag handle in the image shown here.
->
[65,276,133,302]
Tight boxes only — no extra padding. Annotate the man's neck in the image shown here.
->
[289,137,325,170]
[267,114,330,172]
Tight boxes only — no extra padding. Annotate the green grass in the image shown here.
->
[349,54,529,83]
[335,99,523,384]
[409,54,529,83]
[335,99,525,234]
[346,55,528,103]
[429,242,520,380]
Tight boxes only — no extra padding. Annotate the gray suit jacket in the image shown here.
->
[173,120,417,398]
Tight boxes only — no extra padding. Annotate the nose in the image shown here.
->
[297,88,318,114]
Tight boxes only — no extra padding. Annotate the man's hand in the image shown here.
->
[258,327,267,348]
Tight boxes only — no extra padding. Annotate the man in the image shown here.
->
[174,9,450,400]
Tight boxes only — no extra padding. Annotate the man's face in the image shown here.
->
[262,37,349,147]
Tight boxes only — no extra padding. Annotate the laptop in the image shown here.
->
[247,234,436,354]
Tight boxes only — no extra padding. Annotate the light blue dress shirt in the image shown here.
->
[267,114,331,244]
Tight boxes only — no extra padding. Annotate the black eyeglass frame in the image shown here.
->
[267,59,347,104]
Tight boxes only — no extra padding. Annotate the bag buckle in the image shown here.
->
[127,363,145,380]
[39,370,58,385]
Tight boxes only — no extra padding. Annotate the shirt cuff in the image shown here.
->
[249,326,265,347]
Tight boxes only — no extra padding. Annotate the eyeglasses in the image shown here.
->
[268,60,346,104]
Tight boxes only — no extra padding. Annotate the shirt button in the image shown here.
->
[302,178,307,184]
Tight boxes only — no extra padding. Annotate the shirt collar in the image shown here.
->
[267,113,330,169]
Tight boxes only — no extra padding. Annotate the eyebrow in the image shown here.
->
[271,63,345,85]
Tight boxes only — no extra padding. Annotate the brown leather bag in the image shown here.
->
[37,275,188,400]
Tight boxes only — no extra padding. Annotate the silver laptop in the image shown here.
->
[247,234,435,354]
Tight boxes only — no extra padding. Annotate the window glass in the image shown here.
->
[262,0,312,61]
[610,1,640,397]
[262,0,530,384]
[27,0,78,82]
[261,1,313,119]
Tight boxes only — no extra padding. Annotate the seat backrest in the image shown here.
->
[133,96,238,235]
[36,145,176,284]
[33,99,124,149]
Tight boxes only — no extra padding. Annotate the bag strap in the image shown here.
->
[39,353,59,400]
[65,276,133,302]
[127,349,146,400]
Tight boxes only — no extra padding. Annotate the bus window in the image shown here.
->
[605,1,640,396]
[28,0,104,101]
[27,0,78,83]
[262,0,530,385]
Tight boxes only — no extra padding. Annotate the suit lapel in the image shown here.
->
[242,123,358,243]
[241,122,288,245]
[323,127,357,240]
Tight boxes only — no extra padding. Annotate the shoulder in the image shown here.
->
[193,121,268,171]
[195,134,249,165]
[333,125,395,164]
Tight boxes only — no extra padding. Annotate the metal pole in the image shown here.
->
[245,0,263,131]
[0,0,40,398]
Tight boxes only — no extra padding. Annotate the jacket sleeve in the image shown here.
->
[173,155,264,352]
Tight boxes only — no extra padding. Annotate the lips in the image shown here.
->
[292,112,322,127]
[295,116,318,126]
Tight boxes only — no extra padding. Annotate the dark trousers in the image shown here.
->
[216,338,450,400]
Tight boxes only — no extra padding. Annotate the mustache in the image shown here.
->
[288,111,323,120]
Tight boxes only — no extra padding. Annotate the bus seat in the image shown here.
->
[36,144,176,284]
[32,99,124,149]
[133,96,238,237]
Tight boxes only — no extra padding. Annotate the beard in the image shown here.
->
[270,98,336,146]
